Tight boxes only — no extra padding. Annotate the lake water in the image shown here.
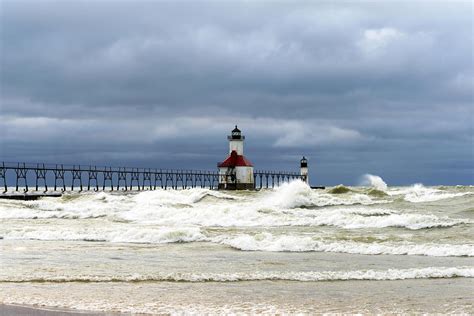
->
[1,180,473,313]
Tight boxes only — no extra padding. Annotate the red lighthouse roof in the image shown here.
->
[218,150,253,168]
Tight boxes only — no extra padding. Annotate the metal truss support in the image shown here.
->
[164,173,173,190]
[88,166,99,191]
[154,172,162,189]
[103,167,113,191]
[203,174,211,189]
[184,173,193,189]
[0,162,7,193]
[35,163,48,192]
[117,168,127,191]
[53,165,66,192]
[14,163,28,192]
[130,169,140,191]
[142,169,152,190]
[71,165,83,191]
[194,174,203,188]
[176,172,183,189]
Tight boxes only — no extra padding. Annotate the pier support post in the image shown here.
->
[154,171,162,189]
[53,165,66,192]
[185,172,192,189]
[0,162,7,193]
[212,174,219,190]
[194,173,203,188]
[35,163,48,192]
[176,172,183,190]
[15,163,28,192]
[103,167,113,191]
[130,169,140,191]
[143,169,152,190]
[88,166,98,191]
[164,173,172,190]
[204,173,211,189]
[71,165,83,191]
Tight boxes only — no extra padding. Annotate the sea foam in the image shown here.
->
[215,232,474,257]
[1,226,205,244]
[361,174,388,191]
[2,267,472,283]
[401,184,472,203]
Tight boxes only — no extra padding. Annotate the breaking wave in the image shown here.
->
[4,182,471,224]
[3,267,472,283]
[328,185,352,194]
[1,182,472,255]
[1,226,205,244]
[215,233,474,257]
[367,188,388,197]
[361,174,388,191]
[3,224,473,257]
[264,181,388,209]
[2,204,468,231]
[390,184,473,203]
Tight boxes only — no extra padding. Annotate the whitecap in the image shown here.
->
[214,232,474,256]
[1,226,205,244]
[360,174,388,191]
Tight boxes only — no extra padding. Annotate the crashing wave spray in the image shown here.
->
[360,174,388,191]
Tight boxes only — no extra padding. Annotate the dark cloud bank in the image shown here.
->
[0,0,472,185]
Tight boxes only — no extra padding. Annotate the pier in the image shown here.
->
[0,162,304,197]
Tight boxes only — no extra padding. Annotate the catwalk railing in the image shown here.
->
[0,162,303,192]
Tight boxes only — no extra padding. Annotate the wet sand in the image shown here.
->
[1,278,473,314]
[0,304,108,316]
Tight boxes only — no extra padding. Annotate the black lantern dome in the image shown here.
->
[229,125,244,140]
[300,156,308,168]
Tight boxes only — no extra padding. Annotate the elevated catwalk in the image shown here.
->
[0,162,304,194]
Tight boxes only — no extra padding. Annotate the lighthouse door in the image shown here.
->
[225,167,237,189]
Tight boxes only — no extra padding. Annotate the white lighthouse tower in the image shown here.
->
[218,126,254,190]
[300,156,309,184]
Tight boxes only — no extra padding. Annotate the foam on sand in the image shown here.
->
[2,266,472,283]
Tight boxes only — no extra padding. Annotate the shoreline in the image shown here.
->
[2,278,473,314]
[0,304,113,316]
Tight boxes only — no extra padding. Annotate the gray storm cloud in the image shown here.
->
[0,0,472,185]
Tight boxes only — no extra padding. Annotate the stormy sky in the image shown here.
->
[0,0,472,185]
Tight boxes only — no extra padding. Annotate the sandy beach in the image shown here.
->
[0,304,108,316]
[1,278,473,314]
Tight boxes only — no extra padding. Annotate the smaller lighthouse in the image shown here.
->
[300,156,309,184]
[218,126,254,190]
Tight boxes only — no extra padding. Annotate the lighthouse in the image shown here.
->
[218,126,254,190]
[300,156,309,184]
